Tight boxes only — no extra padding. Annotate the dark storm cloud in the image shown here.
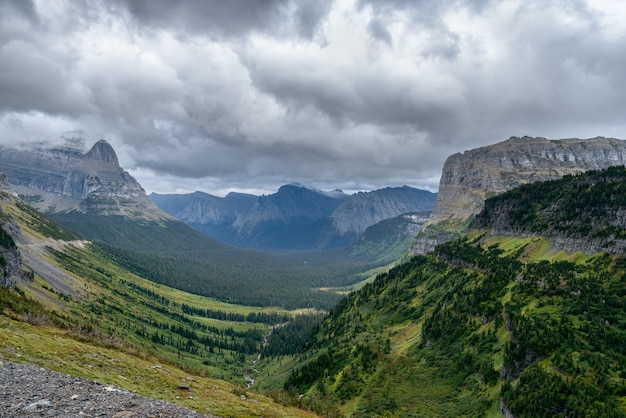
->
[367,18,392,45]
[108,0,332,39]
[1,0,625,195]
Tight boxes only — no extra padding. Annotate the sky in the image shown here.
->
[1,0,626,196]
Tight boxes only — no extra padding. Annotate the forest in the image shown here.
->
[50,213,387,310]
[278,167,626,417]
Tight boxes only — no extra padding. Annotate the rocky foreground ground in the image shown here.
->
[0,359,217,417]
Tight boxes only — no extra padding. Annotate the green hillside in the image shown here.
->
[279,167,626,417]
[0,191,318,417]
[50,212,398,310]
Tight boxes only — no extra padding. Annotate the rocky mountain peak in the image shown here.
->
[84,139,119,165]
[0,141,169,220]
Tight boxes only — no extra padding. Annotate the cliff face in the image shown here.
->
[0,140,168,220]
[0,172,23,287]
[331,186,436,235]
[430,136,626,223]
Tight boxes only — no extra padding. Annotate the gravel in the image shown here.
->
[0,359,219,418]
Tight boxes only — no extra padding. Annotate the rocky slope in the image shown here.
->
[0,171,23,287]
[0,359,214,418]
[429,136,626,223]
[0,140,168,220]
[150,191,257,225]
[331,186,435,235]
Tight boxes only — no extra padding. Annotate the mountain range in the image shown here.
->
[151,184,436,251]
[0,140,426,309]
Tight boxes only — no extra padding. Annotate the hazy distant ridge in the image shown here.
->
[151,184,436,250]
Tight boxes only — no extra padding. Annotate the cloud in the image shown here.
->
[0,0,625,195]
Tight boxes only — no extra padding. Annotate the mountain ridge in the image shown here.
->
[413,136,626,254]
[277,166,626,417]
[151,185,436,251]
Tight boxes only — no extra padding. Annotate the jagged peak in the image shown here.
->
[84,139,119,165]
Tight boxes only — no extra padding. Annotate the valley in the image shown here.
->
[2,138,626,417]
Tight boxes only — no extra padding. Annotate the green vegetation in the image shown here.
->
[278,167,626,417]
[281,239,626,417]
[476,165,626,250]
[50,213,386,310]
[0,192,320,416]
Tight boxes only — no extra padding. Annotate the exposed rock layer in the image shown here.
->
[413,136,626,255]
[430,136,626,223]
[0,141,168,220]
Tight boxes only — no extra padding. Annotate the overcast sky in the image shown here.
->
[1,0,625,196]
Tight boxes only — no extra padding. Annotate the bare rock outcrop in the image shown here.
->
[0,140,169,220]
[413,136,626,254]
[430,136,626,223]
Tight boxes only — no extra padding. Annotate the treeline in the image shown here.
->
[475,165,626,250]
[181,303,289,325]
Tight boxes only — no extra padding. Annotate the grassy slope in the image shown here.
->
[283,238,626,417]
[281,168,626,417]
[0,193,318,417]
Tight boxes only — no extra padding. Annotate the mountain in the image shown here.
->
[151,185,436,251]
[474,165,626,254]
[150,191,257,244]
[0,176,317,417]
[331,186,436,236]
[0,140,167,220]
[276,166,626,417]
[0,172,22,287]
[413,136,626,254]
[0,140,391,309]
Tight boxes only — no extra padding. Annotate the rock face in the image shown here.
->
[151,191,257,226]
[0,141,168,220]
[332,186,436,235]
[151,184,436,251]
[0,173,23,287]
[430,136,626,223]
[412,136,626,255]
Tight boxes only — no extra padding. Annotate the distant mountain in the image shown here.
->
[0,140,167,220]
[332,186,436,235]
[0,140,392,309]
[151,184,436,251]
[413,136,626,254]
[150,191,257,244]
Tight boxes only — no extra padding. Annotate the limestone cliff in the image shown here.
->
[430,136,626,223]
[413,136,626,254]
[0,140,169,220]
